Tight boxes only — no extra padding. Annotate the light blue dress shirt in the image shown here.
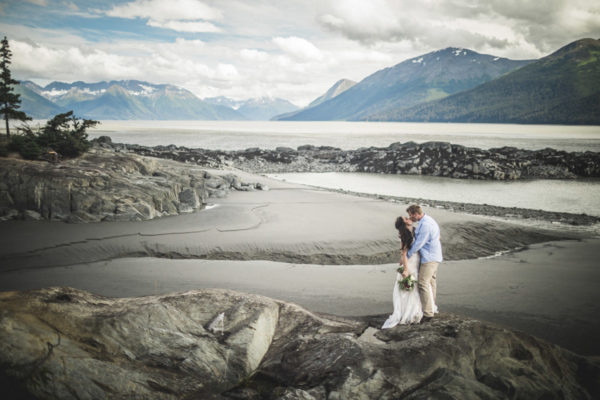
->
[406,214,443,263]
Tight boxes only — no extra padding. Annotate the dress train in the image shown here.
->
[382,253,438,328]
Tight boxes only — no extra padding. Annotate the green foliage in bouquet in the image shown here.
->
[397,266,417,291]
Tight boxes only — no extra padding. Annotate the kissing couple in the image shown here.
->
[382,204,443,328]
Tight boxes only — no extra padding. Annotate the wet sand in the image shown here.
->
[1,171,598,355]
[0,170,579,270]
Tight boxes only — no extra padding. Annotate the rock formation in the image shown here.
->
[123,140,600,180]
[0,139,264,223]
[1,287,598,399]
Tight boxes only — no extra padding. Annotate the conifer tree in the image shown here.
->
[0,36,30,138]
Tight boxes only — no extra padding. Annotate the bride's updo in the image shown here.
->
[395,216,413,250]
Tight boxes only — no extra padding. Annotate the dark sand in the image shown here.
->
[1,170,598,355]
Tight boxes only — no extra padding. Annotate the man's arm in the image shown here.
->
[406,220,430,259]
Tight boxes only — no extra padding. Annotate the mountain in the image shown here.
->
[70,84,155,120]
[279,48,533,121]
[370,38,600,124]
[14,81,64,118]
[31,80,245,120]
[308,79,357,108]
[204,96,299,120]
[272,79,356,121]
[203,96,244,110]
[237,97,299,120]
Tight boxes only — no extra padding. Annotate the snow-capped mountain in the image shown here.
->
[204,96,299,120]
[20,80,246,120]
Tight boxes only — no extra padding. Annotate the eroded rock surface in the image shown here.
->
[0,145,262,223]
[1,287,598,399]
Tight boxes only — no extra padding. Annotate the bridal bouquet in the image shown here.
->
[397,266,417,291]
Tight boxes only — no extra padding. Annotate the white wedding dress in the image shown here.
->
[382,252,438,328]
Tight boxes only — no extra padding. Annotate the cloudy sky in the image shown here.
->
[1,0,599,106]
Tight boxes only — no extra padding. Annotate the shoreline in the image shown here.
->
[263,175,600,228]
[0,169,586,271]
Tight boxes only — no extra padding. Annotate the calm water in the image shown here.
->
[88,120,600,152]
[84,120,600,218]
[267,172,600,217]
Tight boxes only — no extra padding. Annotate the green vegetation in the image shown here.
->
[0,38,97,160]
[578,50,600,67]
[8,111,98,160]
[0,37,30,137]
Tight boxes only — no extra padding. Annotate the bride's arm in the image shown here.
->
[400,248,409,277]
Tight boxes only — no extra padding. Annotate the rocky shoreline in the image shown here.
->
[107,136,600,227]
[0,144,265,223]
[1,136,598,227]
[117,137,600,180]
[1,287,598,400]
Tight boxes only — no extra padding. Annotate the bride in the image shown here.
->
[382,216,437,328]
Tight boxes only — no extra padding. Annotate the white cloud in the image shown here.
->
[12,40,139,82]
[240,49,269,62]
[105,0,222,22]
[4,0,600,106]
[273,36,323,61]
[147,19,221,33]
[105,0,223,33]
[317,0,600,57]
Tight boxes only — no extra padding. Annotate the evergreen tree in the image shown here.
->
[0,37,30,138]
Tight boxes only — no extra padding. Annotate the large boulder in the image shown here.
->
[0,287,598,399]
[0,148,255,223]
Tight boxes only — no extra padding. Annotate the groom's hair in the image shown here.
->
[406,204,423,215]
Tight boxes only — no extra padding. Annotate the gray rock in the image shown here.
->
[23,210,43,221]
[0,287,598,400]
[178,188,200,209]
[0,148,260,223]
[126,141,600,180]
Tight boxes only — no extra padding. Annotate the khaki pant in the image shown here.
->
[418,261,439,317]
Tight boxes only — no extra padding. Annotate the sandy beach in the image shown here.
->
[1,170,598,355]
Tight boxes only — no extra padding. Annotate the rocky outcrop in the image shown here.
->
[1,287,598,399]
[122,140,600,180]
[0,142,264,223]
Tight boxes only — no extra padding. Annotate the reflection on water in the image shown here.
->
[267,172,600,217]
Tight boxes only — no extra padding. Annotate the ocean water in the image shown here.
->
[88,120,600,153]
[267,172,600,217]
[86,120,600,217]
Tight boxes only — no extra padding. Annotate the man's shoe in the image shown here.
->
[420,316,433,324]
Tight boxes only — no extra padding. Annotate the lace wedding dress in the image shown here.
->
[382,252,438,328]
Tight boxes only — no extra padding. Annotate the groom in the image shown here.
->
[405,204,443,323]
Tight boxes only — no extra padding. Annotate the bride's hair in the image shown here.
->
[395,216,413,250]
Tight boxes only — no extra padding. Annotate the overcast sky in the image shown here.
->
[1,0,599,106]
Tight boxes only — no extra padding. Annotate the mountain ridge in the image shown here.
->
[278,47,533,121]
[272,78,357,121]
[370,38,600,124]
